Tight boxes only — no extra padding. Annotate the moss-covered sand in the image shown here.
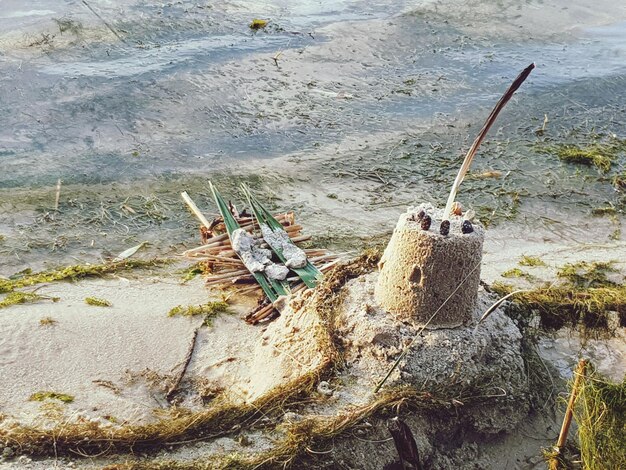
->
[493,261,626,331]
[0,259,168,294]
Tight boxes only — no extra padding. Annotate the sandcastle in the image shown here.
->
[374,63,535,330]
[375,204,483,328]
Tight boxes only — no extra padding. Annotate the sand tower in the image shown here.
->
[374,204,483,328]
[375,63,535,329]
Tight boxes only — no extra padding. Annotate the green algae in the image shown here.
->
[575,367,626,470]
[29,391,74,404]
[500,284,616,329]
[539,139,626,173]
[249,19,268,30]
[168,301,229,326]
[39,316,57,326]
[179,263,206,283]
[0,292,59,309]
[501,268,536,281]
[0,259,168,294]
[493,259,626,331]
[556,261,619,288]
[519,255,547,267]
[85,297,112,307]
[591,206,618,216]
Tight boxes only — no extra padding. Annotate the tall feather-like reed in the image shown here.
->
[442,63,535,220]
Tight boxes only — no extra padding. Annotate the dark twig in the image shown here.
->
[81,1,126,43]
[166,327,200,402]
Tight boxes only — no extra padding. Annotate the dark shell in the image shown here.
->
[439,220,450,236]
[461,220,474,234]
[420,215,432,231]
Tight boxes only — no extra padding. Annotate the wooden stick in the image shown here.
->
[205,269,250,282]
[556,359,587,449]
[236,285,262,295]
[197,254,243,265]
[246,303,275,324]
[181,191,212,229]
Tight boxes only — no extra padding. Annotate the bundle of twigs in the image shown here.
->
[180,189,343,324]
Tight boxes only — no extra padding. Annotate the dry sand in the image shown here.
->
[0,268,327,434]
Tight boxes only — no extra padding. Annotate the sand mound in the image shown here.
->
[337,271,529,433]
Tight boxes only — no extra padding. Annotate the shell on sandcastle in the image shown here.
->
[374,203,484,328]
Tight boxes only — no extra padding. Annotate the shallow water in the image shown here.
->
[0,0,625,270]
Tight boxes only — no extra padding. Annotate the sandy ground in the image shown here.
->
[0,268,329,434]
[0,275,211,427]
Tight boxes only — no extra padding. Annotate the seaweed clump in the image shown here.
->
[540,140,626,173]
[168,301,229,326]
[493,260,626,331]
[85,297,112,307]
[29,391,74,404]
[0,259,167,294]
[557,261,618,288]
[501,268,536,281]
[249,19,268,30]
[0,292,59,309]
[519,255,546,267]
[575,367,626,470]
[179,263,207,282]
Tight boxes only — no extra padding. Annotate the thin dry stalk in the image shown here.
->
[166,327,200,403]
[442,63,535,219]
[181,191,211,229]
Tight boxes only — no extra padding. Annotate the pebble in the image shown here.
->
[283,411,303,422]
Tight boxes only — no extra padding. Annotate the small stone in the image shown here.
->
[439,220,450,236]
[461,220,473,234]
[420,215,432,231]
[409,210,426,222]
